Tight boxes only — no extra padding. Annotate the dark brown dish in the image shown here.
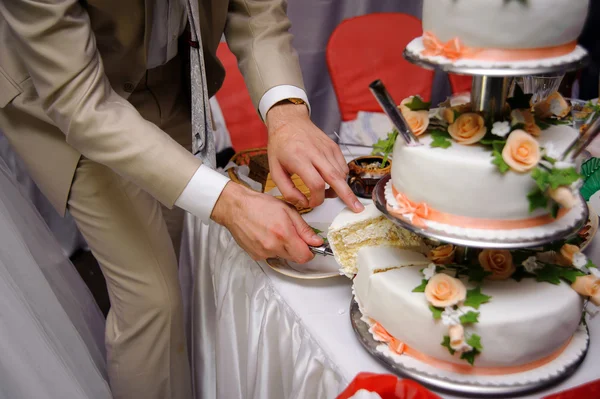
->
[347,155,391,198]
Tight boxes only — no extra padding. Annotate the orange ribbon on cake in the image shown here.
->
[389,186,567,230]
[422,32,470,60]
[394,192,431,228]
[371,322,570,376]
[421,31,577,62]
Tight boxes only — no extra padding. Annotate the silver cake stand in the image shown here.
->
[403,46,590,119]
[350,299,589,398]
[372,175,589,249]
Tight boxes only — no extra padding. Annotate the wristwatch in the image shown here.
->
[286,97,306,106]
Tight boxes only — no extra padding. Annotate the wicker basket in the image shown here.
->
[227,147,312,214]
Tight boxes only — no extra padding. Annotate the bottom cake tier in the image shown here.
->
[353,246,585,371]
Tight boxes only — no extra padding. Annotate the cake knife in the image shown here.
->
[368,79,421,147]
[561,115,600,160]
[309,243,334,257]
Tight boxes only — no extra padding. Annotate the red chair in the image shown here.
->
[448,74,473,95]
[215,42,268,151]
[326,13,434,122]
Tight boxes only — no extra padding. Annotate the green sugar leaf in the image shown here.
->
[467,333,483,352]
[429,129,453,149]
[460,349,479,366]
[535,264,563,285]
[527,187,548,213]
[492,149,510,174]
[547,167,581,190]
[464,286,491,309]
[430,305,444,320]
[412,279,428,293]
[441,335,456,355]
[459,311,480,324]
[404,96,431,111]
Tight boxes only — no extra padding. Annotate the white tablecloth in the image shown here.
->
[181,207,600,399]
[181,146,600,399]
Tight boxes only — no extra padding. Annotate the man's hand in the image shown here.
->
[211,182,323,263]
[266,102,364,212]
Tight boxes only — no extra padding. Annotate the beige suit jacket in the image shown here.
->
[0,0,305,215]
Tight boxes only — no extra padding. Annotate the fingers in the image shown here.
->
[262,209,314,264]
[330,144,350,176]
[270,159,309,208]
[313,155,364,213]
[288,208,323,247]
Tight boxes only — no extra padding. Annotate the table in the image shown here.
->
[180,147,600,399]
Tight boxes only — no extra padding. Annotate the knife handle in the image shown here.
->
[369,79,421,147]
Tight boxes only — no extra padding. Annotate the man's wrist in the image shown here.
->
[174,164,231,223]
[258,85,311,121]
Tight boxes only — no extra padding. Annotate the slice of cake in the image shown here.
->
[328,204,424,276]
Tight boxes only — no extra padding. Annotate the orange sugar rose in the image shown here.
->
[478,249,515,280]
[447,113,487,145]
[501,130,541,173]
[424,273,466,307]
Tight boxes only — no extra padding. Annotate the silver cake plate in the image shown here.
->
[373,175,589,249]
[350,299,589,398]
[403,39,590,77]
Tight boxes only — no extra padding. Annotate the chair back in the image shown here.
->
[326,13,434,122]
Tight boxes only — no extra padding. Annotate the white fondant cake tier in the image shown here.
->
[353,246,584,369]
[422,0,588,51]
[391,125,578,221]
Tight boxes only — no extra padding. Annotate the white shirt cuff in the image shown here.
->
[174,164,231,223]
[258,85,311,121]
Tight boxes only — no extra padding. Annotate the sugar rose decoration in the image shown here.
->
[511,109,541,137]
[448,113,487,145]
[399,98,429,137]
[429,244,456,265]
[571,275,600,306]
[424,273,466,307]
[403,110,429,136]
[478,249,515,280]
[558,244,580,267]
[448,324,471,352]
[502,130,541,173]
[548,187,577,210]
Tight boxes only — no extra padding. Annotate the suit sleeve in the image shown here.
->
[0,0,201,208]
[224,0,307,110]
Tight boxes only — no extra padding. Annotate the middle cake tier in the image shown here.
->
[391,124,579,225]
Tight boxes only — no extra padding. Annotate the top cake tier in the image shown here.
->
[423,0,588,52]
[406,0,590,71]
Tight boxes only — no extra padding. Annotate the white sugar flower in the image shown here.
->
[572,252,588,270]
[523,256,541,273]
[491,121,511,138]
[441,307,461,326]
[590,268,600,279]
[543,142,561,160]
[422,263,437,280]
